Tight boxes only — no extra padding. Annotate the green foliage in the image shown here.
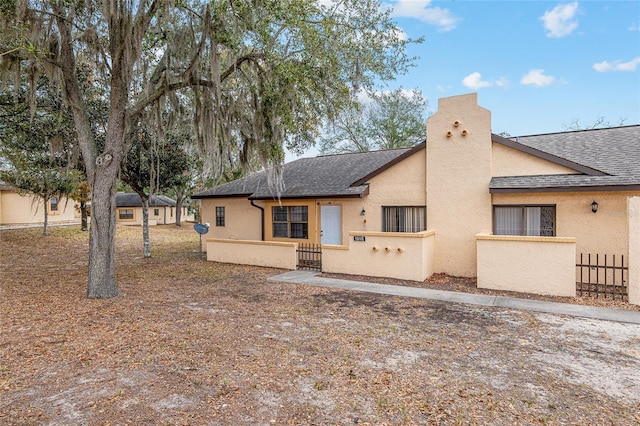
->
[0,75,80,203]
[320,88,427,154]
[120,118,191,199]
[0,0,418,296]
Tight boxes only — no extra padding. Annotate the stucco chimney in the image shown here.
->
[426,93,493,277]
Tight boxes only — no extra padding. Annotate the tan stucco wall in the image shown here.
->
[491,142,578,177]
[477,234,576,297]
[360,148,426,232]
[200,197,263,240]
[322,231,435,281]
[0,190,76,225]
[629,196,640,305]
[427,93,492,276]
[206,238,297,269]
[492,191,640,257]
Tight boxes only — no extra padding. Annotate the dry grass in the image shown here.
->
[1,225,639,425]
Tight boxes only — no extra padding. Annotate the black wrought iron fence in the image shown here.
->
[576,253,628,301]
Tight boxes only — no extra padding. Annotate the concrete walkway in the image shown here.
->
[269,270,640,325]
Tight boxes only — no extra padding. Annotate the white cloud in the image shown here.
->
[540,2,579,38]
[461,73,510,90]
[593,57,640,72]
[462,72,493,90]
[521,69,556,87]
[495,77,511,88]
[389,0,459,32]
[629,23,640,32]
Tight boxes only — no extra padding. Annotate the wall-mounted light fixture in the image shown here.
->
[360,208,366,216]
[591,200,598,213]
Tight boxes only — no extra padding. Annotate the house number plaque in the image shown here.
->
[353,236,366,242]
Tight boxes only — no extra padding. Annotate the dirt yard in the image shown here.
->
[1,225,639,425]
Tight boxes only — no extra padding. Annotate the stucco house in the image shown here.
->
[192,93,640,305]
[0,181,77,226]
[116,192,185,226]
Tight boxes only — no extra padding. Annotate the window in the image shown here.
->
[216,206,225,227]
[493,205,555,236]
[50,197,59,212]
[153,208,160,216]
[382,206,426,232]
[119,208,134,220]
[272,206,308,239]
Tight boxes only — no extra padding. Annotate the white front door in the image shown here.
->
[321,205,342,245]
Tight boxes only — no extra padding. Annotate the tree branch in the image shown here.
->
[130,52,265,119]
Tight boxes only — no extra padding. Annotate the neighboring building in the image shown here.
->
[0,181,77,226]
[116,193,186,225]
[192,93,640,304]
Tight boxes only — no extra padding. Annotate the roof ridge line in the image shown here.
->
[512,124,640,138]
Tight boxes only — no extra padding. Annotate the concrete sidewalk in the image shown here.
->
[269,270,640,325]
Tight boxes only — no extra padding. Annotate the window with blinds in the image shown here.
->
[382,206,426,233]
[493,205,555,236]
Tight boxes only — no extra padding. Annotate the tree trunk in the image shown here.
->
[86,162,120,298]
[142,197,151,258]
[175,189,184,226]
[43,197,49,236]
[80,200,88,231]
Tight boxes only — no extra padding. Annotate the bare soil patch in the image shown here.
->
[1,225,639,425]
[322,272,640,312]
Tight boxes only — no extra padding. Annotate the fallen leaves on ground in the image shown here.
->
[1,225,639,425]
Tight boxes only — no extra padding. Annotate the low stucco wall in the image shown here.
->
[476,234,576,297]
[206,238,297,270]
[322,230,435,282]
[629,197,640,305]
[120,219,158,226]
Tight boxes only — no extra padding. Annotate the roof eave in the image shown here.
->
[249,191,368,201]
[350,141,426,187]
[191,193,254,200]
[490,184,640,194]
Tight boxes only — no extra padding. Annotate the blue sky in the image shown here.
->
[387,0,640,135]
[290,0,639,160]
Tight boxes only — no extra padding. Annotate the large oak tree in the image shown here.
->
[1,0,417,298]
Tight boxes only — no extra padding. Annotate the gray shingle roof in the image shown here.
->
[192,144,425,200]
[116,193,177,207]
[491,125,640,192]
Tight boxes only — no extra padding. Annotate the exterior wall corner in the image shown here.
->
[628,196,640,305]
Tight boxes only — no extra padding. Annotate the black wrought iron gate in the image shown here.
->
[297,243,322,272]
